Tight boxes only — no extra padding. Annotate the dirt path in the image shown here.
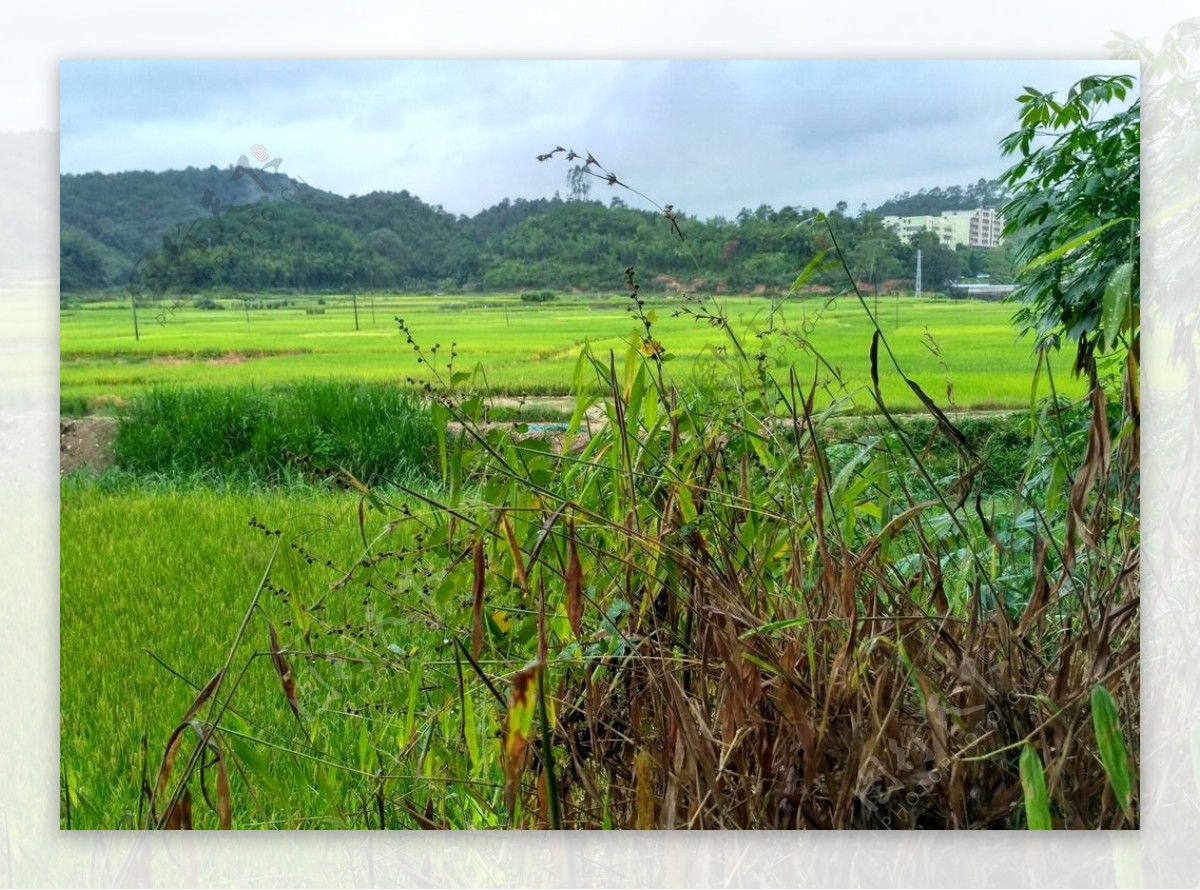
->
[60,417,117,475]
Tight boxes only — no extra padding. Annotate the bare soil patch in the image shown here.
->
[60,417,117,475]
[208,352,248,365]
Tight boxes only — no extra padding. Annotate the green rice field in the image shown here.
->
[60,292,1084,411]
[60,479,444,829]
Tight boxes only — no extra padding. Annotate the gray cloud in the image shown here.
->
[59,59,1138,219]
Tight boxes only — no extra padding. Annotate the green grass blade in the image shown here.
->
[1020,744,1053,829]
[1092,685,1134,817]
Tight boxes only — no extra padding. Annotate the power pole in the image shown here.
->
[915,249,922,300]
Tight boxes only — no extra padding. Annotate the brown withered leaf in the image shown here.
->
[267,621,301,726]
[1064,384,1112,572]
[181,669,224,726]
[870,329,881,399]
[402,800,445,829]
[565,519,584,641]
[154,721,191,820]
[917,673,950,769]
[215,752,231,829]
[503,663,540,816]
[501,512,529,593]
[164,786,192,830]
[907,376,972,452]
[635,747,657,829]
[153,717,233,829]
[1018,535,1050,637]
[192,723,234,830]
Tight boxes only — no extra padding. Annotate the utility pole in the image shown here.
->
[915,249,922,299]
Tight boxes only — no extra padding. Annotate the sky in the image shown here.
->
[59,60,1138,221]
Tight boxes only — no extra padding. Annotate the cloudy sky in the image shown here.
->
[59,60,1137,220]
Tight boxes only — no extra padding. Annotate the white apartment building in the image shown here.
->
[967,207,1003,248]
[880,207,1003,249]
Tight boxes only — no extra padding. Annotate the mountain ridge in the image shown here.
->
[59,164,1013,296]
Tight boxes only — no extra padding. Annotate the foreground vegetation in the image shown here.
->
[60,73,1139,830]
[60,282,1137,828]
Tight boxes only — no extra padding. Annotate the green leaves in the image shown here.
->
[1018,217,1131,274]
[1101,261,1135,353]
[999,73,1139,366]
[1092,685,1134,818]
[1020,745,1053,829]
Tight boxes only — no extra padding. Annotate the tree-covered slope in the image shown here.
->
[60,168,1018,297]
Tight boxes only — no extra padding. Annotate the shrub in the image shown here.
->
[114,381,441,485]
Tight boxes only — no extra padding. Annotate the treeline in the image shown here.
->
[872,177,1009,217]
[60,167,1017,298]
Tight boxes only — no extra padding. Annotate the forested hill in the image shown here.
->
[60,166,341,291]
[60,167,1015,296]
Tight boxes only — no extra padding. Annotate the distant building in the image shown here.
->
[881,207,1003,249]
[967,207,1003,248]
[947,281,1017,301]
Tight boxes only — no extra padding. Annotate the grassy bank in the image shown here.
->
[113,380,439,485]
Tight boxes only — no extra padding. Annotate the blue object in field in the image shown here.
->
[525,422,569,433]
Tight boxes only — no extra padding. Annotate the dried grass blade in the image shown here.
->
[503,662,540,817]
[1018,535,1050,637]
[635,747,657,829]
[164,787,192,830]
[906,376,971,452]
[917,673,950,768]
[501,512,529,593]
[566,519,584,641]
[181,669,224,726]
[267,620,302,728]
[187,721,233,830]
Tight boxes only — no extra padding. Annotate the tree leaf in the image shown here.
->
[1019,217,1130,273]
[1101,261,1134,352]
